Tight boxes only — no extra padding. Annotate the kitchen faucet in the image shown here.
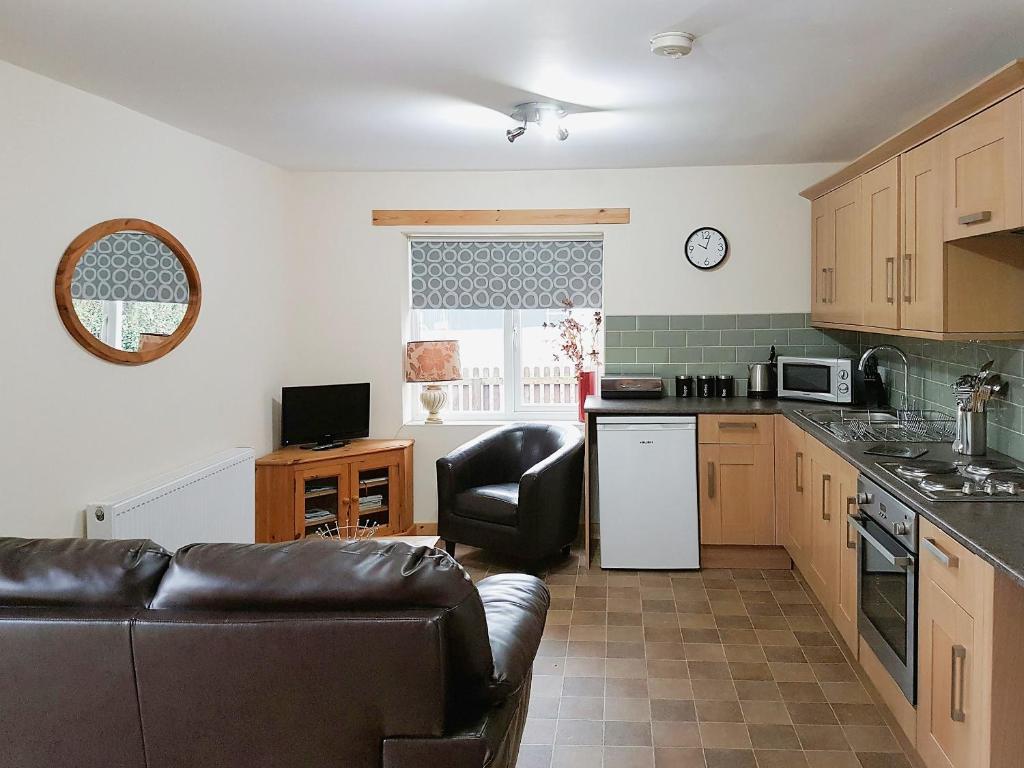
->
[859,344,912,411]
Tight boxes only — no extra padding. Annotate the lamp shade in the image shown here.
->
[405,340,462,383]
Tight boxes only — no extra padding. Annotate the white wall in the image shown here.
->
[286,164,840,521]
[0,61,292,537]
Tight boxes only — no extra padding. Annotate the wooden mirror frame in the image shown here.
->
[55,218,202,365]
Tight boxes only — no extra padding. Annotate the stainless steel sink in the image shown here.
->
[794,408,955,443]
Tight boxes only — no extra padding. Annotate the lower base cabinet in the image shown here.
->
[916,518,1024,768]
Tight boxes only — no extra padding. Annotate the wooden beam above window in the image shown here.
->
[371,208,630,226]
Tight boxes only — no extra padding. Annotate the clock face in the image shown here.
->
[685,227,728,270]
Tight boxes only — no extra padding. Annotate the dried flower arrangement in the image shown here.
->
[543,298,603,378]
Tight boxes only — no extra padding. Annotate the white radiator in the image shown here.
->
[86,448,255,552]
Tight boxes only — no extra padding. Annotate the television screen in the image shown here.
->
[281,383,370,447]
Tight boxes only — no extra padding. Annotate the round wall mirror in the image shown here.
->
[55,219,201,365]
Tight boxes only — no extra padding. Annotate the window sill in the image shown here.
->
[402,417,583,428]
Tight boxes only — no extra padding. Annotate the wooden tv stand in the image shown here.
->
[255,439,414,542]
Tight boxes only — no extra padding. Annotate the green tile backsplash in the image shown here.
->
[604,314,1024,460]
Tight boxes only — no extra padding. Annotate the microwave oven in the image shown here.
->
[776,356,854,403]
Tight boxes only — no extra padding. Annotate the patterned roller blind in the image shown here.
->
[409,239,603,310]
[71,232,189,304]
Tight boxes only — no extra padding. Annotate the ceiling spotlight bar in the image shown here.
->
[506,101,569,143]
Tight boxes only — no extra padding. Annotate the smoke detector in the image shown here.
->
[650,32,696,58]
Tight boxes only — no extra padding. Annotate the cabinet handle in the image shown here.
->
[885,257,895,304]
[795,451,804,493]
[845,497,858,548]
[720,421,758,430]
[958,210,992,226]
[820,268,829,304]
[707,461,716,499]
[821,473,832,520]
[828,267,835,304]
[951,644,967,723]
[922,537,959,569]
[902,254,912,303]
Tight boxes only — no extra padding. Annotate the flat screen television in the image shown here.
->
[281,383,370,450]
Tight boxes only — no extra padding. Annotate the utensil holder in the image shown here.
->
[953,409,987,456]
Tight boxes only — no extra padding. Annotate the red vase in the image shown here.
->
[577,370,597,423]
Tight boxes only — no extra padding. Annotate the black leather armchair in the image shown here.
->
[437,423,585,560]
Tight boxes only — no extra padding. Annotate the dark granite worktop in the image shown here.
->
[585,394,1024,587]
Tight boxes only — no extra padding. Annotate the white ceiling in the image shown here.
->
[1,0,1022,171]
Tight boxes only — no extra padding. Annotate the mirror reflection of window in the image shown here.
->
[69,231,189,352]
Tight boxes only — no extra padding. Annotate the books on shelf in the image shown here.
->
[304,508,335,522]
[359,494,384,509]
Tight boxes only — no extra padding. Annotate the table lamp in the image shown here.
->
[405,340,462,424]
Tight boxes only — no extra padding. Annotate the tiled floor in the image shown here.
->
[454,546,913,768]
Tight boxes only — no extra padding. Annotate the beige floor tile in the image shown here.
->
[523,718,557,745]
[568,625,606,641]
[609,626,646,643]
[853,753,912,768]
[686,644,727,662]
[532,675,565,698]
[566,640,606,658]
[691,679,739,701]
[564,657,606,677]
[785,702,839,725]
[723,645,765,662]
[678,612,718,629]
[605,697,653,722]
[728,662,772,681]
[769,661,815,682]
[802,750,860,768]
[699,722,751,749]
[652,746,704,767]
[794,724,851,751]
[819,682,871,704]
[652,721,701,748]
[516,744,553,768]
[830,703,885,726]
[562,677,605,697]
[551,745,602,768]
[605,658,647,678]
[646,659,689,679]
[746,723,800,749]
[648,677,695,700]
[732,680,780,701]
[605,721,654,747]
[554,719,604,746]
[755,629,799,646]
[777,682,826,703]
[841,725,901,752]
[695,700,744,723]
[604,746,655,768]
[651,699,698,722]
[753,749,808,767]
[702,748,756,768]
[812,663,857,683]
[559,696,604,720]
[738,700,791,725]
[607,678,651,698]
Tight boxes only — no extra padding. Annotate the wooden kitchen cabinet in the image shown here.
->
[861,157,901,329]
[815,179,864,326]
[917,518,1024,768]
[698,416,775,546]
[810,194,831,322]
[804,62,1024,341]
[774,416,810,570]
[940,92,1023,240]
[833,459,860,657]
[789,430,859,656]
[901,138,945,332]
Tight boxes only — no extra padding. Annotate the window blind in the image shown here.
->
[71,232,189,304]
[409,239,603,310]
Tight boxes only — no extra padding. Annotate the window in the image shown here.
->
[72,299,187,351]
[407,238,603,421]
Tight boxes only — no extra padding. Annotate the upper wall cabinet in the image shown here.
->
[802,61,1024,341]
[861,157,900,329]
[941,92,1023,240]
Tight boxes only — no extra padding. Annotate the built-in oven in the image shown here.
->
[848,475,917,703]
[777,356,854,403]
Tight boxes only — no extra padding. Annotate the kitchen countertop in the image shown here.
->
[585,394,1024,587]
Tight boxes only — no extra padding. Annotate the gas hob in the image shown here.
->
[875,458,1024,502]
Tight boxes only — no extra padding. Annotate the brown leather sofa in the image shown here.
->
[0,536,548,768]
[437,423,584,561]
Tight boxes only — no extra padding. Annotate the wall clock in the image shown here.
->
[685,227,728,270]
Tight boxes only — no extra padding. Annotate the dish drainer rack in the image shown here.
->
[827,409,956,443]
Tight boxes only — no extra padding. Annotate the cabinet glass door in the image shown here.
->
[295,464,350,539]
[353,458,402,535]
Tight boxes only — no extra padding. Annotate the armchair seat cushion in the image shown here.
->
[454,483,519,527]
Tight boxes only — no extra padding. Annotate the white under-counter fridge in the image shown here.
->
[596,415,699,569]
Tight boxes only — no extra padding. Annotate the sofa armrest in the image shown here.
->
[383,674,532,768]
[475,574,549,701]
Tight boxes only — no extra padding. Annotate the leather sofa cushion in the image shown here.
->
[152,539,499,705]
[476,574,549,701]
[0,537,170,608]
[454,483,519,527]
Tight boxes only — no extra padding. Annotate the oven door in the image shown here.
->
[849,513,916,703]
[778,359,837,402]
